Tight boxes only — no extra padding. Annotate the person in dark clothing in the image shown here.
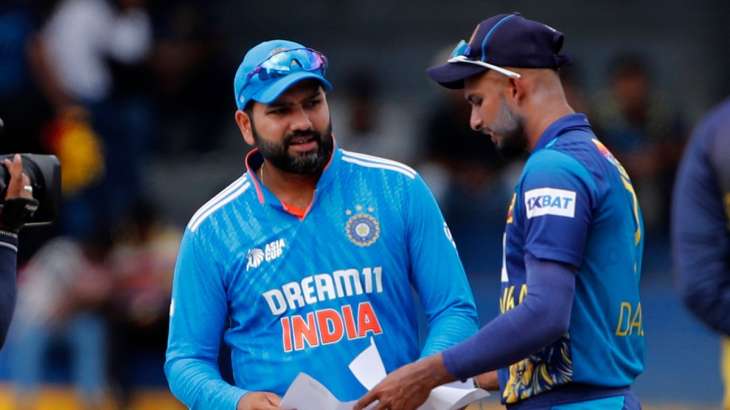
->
[672,98,730,409]
[0,154,39,348]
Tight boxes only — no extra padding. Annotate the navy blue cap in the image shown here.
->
[427,13,570,89]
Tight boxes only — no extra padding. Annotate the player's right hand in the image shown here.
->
[237,392,282,410]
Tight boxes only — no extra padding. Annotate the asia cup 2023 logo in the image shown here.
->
[345,205,380,247]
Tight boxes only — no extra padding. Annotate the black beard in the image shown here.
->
[493,100,528,160]
[252,122,334,175]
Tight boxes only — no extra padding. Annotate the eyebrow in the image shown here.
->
[303,90,322,101]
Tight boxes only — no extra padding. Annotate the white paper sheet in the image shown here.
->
[280,373,361,410]
[347,337,387,390]
[280,337,489,410]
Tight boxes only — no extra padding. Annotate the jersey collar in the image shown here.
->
[533,113,592,152]
[244,142,342,211]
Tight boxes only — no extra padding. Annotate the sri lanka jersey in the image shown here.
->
[498,114,645,404]
[165,147,478,410]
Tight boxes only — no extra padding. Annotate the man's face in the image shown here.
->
[242,80,334,174]
[463,71,527,159]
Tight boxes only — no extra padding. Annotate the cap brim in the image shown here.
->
[426,62,488,89]
[253,71,333,104]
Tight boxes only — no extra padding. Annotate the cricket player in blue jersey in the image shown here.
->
[164,39,479,410]
[673,99,730,409]
[357,13,645,410]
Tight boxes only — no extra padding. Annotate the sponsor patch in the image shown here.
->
[524,188,576,219]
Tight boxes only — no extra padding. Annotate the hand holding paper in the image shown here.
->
[280,337,488,410]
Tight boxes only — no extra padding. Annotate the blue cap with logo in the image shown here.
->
[427,12,570,89]
[233,39,333,109]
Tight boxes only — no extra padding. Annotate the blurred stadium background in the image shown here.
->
[0,0,728,408]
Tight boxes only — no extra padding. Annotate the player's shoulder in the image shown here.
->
[523,140,598,195]
[689,97,730,153]
[525,142,591,178]
[185,174,254,234]
[699,97,730,130]
[339,149,419,182]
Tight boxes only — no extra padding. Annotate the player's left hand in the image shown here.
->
[353,353,454,410]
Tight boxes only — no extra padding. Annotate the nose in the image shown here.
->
[469,106,483,132]
[290,105,314,132]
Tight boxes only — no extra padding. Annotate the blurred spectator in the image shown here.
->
[419,44,508,201]
[592,53,686,236]
[419,80,511,276]
[148,0,231,155]
[559,63,590,115]
[330,68,418,164]
[10,229,115,410]
[421,88,506,195]
[107,200,180,409]
[40,0,153,236]
[0,0,56,155]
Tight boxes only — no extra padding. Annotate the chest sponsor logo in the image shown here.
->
[345,206,380,247]
[524,188,576,219]
[262,266,384,352]
[246,238,286,271]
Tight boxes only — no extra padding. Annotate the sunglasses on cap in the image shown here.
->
[240,47,328,93]
[447,40,521,79]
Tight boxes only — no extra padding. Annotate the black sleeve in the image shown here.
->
[0,231,18,348]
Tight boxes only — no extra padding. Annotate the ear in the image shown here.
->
[508,76,527,106]
[235,109,256,146]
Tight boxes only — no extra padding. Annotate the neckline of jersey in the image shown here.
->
[244,146,341,219]
[533,113,592,152]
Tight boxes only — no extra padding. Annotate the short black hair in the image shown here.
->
[243,101,254,117]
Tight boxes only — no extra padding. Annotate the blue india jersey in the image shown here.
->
[165,148,478,409]
[498,114,645,404]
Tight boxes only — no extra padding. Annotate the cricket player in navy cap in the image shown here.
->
[164,39,478,410]
[356,13,645,410]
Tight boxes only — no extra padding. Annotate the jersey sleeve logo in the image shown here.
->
[524,188,576,219]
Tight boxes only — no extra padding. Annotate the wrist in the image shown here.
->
[0,197,39,233]
[0,230,18,252]
[421,353,455,389]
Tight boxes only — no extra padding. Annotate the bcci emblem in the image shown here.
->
[345,208,380,247]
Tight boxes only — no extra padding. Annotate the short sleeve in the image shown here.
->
[519,149,597,267]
